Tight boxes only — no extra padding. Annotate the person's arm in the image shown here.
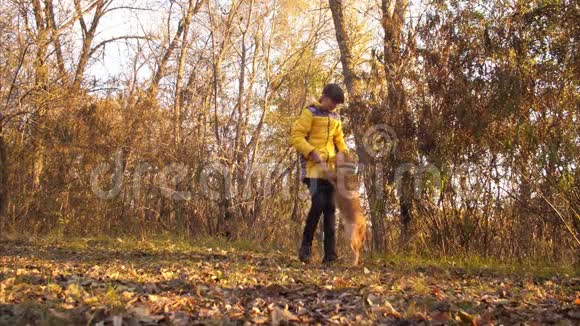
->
[334,118,349,154]
[290,108,316,158]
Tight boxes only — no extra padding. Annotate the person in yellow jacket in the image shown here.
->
[290,84,349,264]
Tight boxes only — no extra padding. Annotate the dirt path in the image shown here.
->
[0,238,578,325]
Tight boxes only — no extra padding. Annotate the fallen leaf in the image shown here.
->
[458,309,476,325]
[253,316,269,324]
[475,310,494,326]
[430,310,451,323]
[567,309,580,319]
[271,306,299,326]
[367,294,400,318]
[367,293,380,306]
[112,315,123,326]
[383,300,401,318]
[432,287,446,299]
[49,308,69,320]
[169,311,191,326]
[129,304,151,320]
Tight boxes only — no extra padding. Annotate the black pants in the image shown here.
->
[300,178,337,259]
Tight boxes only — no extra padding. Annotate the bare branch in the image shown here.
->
[88,35,151,58]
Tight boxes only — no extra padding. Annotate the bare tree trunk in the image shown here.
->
[366,164,388,251]
[150,0,205,99]
[0,129,7,238]
[44,0,66,78]
[32,0,49,88]
[380,0,415,248]
[381,0,407,79]
[174,0,205,147]
[329,0,390,250]
[328,0,360,98]
[207,0,240,236]
[31,0,50,190]
[329,0,413,251]
[233,0,256,228]
[72,0,108,91]
[171,0,204,234]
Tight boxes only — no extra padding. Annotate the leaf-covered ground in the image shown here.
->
[0,237,578,325]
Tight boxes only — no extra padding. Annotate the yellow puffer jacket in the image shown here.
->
[290,101,348,179]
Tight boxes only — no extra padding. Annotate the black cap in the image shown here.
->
[322,84,345,104]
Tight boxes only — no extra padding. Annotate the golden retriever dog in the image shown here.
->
[321,154,367,266]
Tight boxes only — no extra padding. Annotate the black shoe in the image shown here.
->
[322,254,338,264]
[298,245,312,263]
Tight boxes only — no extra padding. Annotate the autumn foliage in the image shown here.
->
[0,0,578,265]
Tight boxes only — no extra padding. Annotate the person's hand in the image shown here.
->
[309,150,322,163]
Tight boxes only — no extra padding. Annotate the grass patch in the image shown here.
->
[369,252,578,277]
[1,234,577,325]
[3,232,577,278]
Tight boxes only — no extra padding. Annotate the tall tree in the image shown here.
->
[0,122,7,238]
[380,0,416,246]
[149,0,205,98]
[328,0,390,250]
[72,0,108,90]
[174,0,207,146]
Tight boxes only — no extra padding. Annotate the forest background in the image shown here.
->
[0,0,578,266]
